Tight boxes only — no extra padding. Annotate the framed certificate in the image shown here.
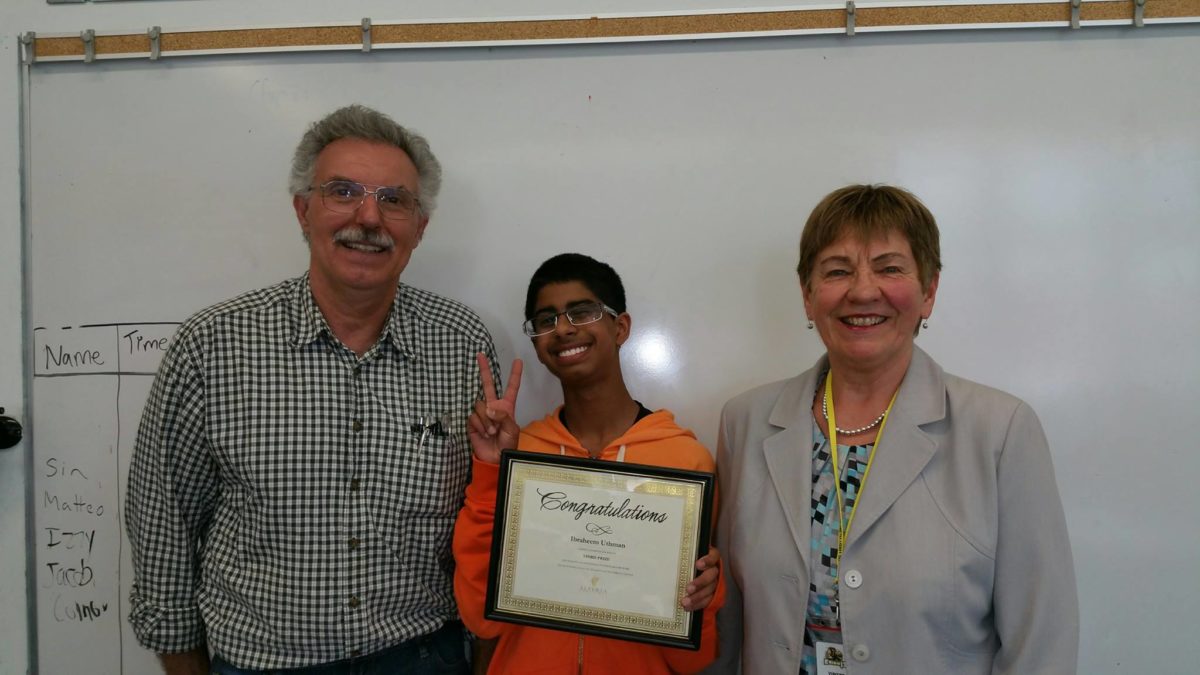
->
[485,449,715,650]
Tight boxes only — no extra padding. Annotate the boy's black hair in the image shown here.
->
[524,253,627,320]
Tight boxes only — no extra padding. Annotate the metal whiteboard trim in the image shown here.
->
[19,34,40,675]
[18,3,1200,64]
[1135,0,1146,25]
[1082,17,1151,25]
[847,1,858,35]
[845,0,1060,4]
[1071,0,1082,27]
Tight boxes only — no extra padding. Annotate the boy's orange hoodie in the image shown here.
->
[453,407,725,675]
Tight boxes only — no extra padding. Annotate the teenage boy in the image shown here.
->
[453,253,723,674]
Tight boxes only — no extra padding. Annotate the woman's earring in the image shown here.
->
[922,319,929,330]
[807,320,814,330]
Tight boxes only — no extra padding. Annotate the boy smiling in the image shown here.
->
[453,253,723,673]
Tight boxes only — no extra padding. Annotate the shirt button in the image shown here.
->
[348,537,360,550]
[851,644,870,662]
[350,478,361,491]
[843,569,863,589]
[352,420,363,433]
[348,595,360,608]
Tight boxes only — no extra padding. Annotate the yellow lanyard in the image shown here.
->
[824,372,899,569]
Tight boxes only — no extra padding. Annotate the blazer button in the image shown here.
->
[851,643,870,662]
[843,569,863,589]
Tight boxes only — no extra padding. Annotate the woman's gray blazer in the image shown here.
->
[705,347,1078,674]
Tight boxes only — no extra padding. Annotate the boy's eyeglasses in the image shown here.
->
[522,302,619,337]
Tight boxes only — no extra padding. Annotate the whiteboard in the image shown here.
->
[26,26,1200,674]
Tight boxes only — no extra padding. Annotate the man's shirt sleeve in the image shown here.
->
[125,329,219,654]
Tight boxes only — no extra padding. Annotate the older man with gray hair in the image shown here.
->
[126,105,496,675]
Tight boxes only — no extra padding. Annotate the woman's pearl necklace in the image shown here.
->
[822,394,887,436]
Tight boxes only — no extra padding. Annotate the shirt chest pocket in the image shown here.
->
[364,407,471,516]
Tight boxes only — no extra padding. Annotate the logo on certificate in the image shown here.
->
[580,575,608,595]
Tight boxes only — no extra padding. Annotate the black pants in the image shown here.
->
[210,622,470,675]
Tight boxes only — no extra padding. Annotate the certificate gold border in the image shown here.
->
[485,450,715,650]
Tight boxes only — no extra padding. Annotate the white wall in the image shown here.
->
[0,5,801,674]
[4,3,1198,675]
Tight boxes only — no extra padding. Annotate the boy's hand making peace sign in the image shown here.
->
[467,353,523,464]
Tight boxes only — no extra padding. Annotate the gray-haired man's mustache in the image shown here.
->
[333,227,395,249]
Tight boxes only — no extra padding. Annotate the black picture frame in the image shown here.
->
[484,449,715,650]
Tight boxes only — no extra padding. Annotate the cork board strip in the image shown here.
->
[859,3,1068,26]
[371,11,844,44]
[1082,0,1142,19]
[1150,0,1200,16]
[28,1,1200,61]
[161,26,362,52]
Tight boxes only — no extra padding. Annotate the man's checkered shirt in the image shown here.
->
[125,274,499,670]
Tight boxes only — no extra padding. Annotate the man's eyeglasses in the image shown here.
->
[523,302,619,337]
[308,180,422,220]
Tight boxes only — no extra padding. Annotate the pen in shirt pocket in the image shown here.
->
[411,414,450,451]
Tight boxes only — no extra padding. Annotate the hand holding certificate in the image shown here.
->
[485,450,715,649]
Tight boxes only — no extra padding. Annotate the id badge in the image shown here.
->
[815,640,849,675]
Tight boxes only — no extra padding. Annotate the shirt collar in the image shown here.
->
[288,273,419,362]
[289,273,328,348]
[386,285,419,362]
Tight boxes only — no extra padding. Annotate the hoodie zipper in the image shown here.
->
[577,635,585,673]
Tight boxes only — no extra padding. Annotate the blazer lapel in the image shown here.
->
[843,347,945,552]
[762,362,823,566]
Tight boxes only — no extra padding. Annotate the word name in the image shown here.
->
[44,344,105,370]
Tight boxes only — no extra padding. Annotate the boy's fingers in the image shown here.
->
[503,359,524,404]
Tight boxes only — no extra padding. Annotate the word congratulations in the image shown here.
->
[537,489,669,523]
